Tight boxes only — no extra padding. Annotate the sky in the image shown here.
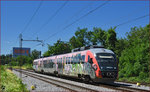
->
[1,0,149,55]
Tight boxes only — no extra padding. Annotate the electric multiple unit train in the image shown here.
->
[33,46,118,82]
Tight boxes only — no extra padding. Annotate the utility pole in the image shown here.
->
[19,34,23,91]
[19,34,43,92]
[19,34,22,78]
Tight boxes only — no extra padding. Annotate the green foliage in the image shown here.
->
[118,24,150,83]
[105,27,117,51]
[31,49,41,59]
[43,39,71,56]
[1,54,12,65]
[43,25,150,83]
[86,28,106,46]
[1,66,28,92]
[22,63,33,69]
[70,28,88,49]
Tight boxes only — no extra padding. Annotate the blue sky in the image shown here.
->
[1,1,149,55]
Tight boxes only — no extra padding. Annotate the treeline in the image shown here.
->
[1,49,41,66]
[43,27,117,56]
[43,24,149,83]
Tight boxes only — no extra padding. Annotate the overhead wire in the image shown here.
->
[29,1,68,50]
[63,0,110,30]
[10,0,43,53]
[116,14,149,27]
[12,0,43,50]
[7,0,43,55]
[30,1,69,38]
[44,0,110,42]
[63,1,94,25]
[20,0,43,34]
[102,5,149,27]
[32,1,148,51]
[36,14,148,53]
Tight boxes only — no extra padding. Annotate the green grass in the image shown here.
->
[8,64,33,70]
[1,66,28,92]
[22,64,33,70]
[117,77,150,85]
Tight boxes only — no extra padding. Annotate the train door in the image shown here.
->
[63,56,66,75]
[84,51,96,79]
[53,56,58,74]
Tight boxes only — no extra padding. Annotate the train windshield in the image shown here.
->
[96,53,116,62]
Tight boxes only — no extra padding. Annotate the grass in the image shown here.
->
[1,66,28,92]
[8,64,33,70]
[117,77,150,86]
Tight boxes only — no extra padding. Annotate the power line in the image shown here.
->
[31,1,68,38]
[34,13,148,53]
[20,0,43,34]
[106,5,149,27]
[116,14,149,27]
[12,0,43,50]
[63,0,110,30]
[44,0,110,42]
[63,1,94,25]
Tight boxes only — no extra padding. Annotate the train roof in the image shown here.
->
[89,48,114,54]
[33,47,114,62]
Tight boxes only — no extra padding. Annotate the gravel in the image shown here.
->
[13,70,69,91]
[14,70,116,91]
[13,69,149,92]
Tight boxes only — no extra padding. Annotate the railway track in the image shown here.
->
[13,69,114,92]
[96,83,150,92]
[13,69,149,92]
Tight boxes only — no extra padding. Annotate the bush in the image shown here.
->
[1,65,28,92]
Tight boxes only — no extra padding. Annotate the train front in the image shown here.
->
[92,49,118,83]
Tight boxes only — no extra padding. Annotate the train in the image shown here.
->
[33,45,118,83]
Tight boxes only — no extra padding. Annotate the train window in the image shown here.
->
[88,56,90,63]
[65,57,67,64]
[58,62,62,68]
[60,58,62,62]
[72,57,74,64]
[49,61,54,68]
[66,57,68,63]
[63,57,65,63]
[67,57,69,64]
[76,56,78,63]
[96,53,116,62]
[73,56,76,64]
[70,57,71,64]
[82,55,85,61]
[43,60,47,68]
[68,57,70,64]
[77,56,79,62]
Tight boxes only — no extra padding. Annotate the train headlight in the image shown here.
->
[94,53,96,57]
[114,67,116,69]
[100,67,103,69]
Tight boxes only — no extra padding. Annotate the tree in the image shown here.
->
[43,39,71,56]
[31,49,41,59]
[118,24,149,81]
[105,27,117,51]
[69,28,88,49]
[88,27,107,46]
